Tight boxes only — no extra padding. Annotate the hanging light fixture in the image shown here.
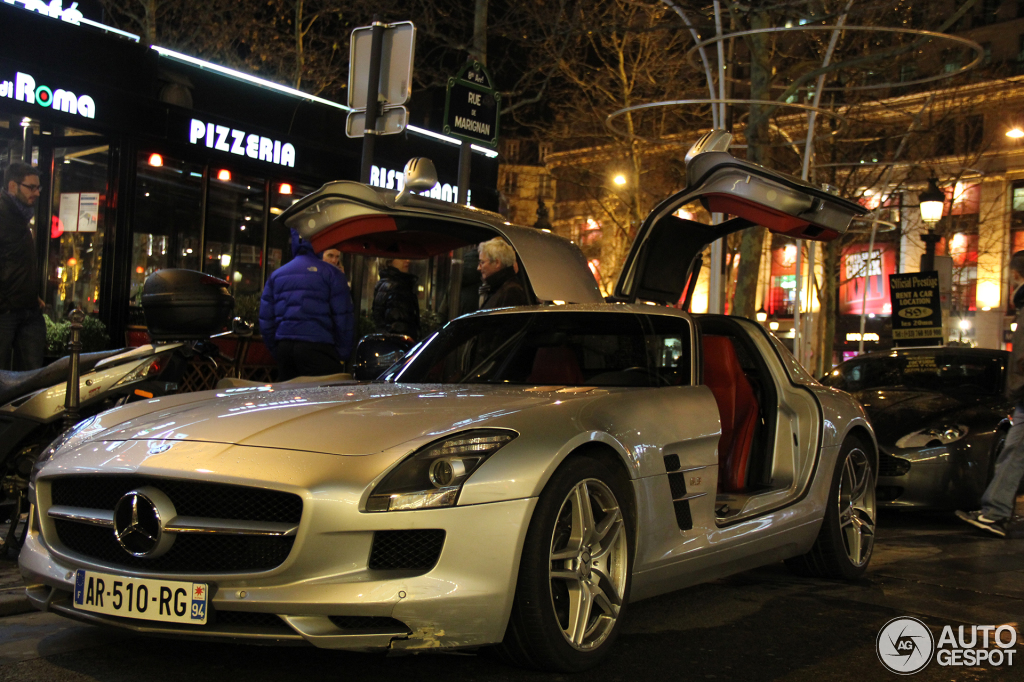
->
[918,178,945,224]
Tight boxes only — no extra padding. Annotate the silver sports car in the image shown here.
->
[20,131,876,672]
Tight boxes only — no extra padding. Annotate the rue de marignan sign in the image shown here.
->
[443,61,500,149]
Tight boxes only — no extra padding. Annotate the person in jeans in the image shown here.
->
[0,162,45,370]
[958,250,1024,536]
[259,230,353,380]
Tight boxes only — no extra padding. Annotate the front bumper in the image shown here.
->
[20,495,536,651]
[876,443,986,510]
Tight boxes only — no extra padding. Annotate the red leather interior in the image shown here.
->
[528,346,584,385]
[702,335,759,492]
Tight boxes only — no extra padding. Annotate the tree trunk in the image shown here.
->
[732,10,773,319]
[817,239,840,376]
[143,0,157,44]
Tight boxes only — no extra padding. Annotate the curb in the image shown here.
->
[0,591,33,617]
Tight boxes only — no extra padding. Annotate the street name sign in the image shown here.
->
[443,61,500,148]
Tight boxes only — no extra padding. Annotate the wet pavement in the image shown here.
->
[0,511,1021,682]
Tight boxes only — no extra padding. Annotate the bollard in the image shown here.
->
[63,307,86,429]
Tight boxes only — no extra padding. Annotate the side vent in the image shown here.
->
[664,454,700,531]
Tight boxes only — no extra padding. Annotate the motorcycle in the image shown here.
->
[0,269,238,554]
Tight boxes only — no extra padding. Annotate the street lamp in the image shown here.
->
[918,178,945,225]
[918,178,945,272]
[613,174,627,186]
[1007,127,1024,139]
[755,307,768,323]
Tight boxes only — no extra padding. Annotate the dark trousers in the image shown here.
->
[0,308,45,371]
[273,341,343,381]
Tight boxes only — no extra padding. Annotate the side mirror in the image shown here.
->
[231,317,254,337]
[395,157,438,205]
[351,333,416,380]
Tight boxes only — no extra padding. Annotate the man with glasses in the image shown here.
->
[0,162,45,370]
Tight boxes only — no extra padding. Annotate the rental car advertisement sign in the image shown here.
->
[889,271,942,343]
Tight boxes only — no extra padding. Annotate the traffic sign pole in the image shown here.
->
[458,142,471,205]
[359,19,386,184]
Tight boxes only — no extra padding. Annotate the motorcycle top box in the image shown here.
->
[141,269,234,340]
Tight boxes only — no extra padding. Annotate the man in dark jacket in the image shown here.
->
[0,162,45,370]
[958,249,1024,536]
[259,230,353,380]
[372,259,420,340]
[478,237,528,309]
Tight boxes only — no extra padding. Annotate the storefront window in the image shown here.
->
[768,237,797,317]
[203,171,266,310]
[46,143,109,319]
[129,152,204,316]
[940,231,979,313]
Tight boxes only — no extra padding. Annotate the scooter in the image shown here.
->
[0,268,239,554]
[0,338,210,552]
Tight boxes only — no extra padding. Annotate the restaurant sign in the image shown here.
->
[0,71,96,118]
[889,271,943,344]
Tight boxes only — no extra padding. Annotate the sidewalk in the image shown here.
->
[0,557,30,617]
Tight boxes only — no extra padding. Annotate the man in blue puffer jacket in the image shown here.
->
[259,230,353,380]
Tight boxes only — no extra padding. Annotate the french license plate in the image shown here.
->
[73,569,208,624]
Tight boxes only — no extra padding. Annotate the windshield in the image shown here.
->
[385,311,692,387]
[822,353,1005,395]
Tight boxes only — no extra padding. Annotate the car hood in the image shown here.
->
[852,387,990,444]
[80,383,589,456]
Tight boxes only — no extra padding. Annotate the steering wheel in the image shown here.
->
[621,366,672,386]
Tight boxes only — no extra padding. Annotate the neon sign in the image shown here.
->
[4,0,83,24]
[188,118,296,167]
[0,72,96,118]
[370,164,462,204]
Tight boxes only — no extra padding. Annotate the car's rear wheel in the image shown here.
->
[498,457,632,672]
[786,437,876,580]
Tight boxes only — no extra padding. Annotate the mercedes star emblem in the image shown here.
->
[112,487,176,558]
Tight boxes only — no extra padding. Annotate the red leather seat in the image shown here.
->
[528,346,584,385]
[702,335,759,492]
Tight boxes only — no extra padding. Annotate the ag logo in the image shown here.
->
[899,306,932,320]
[877,617,935,674]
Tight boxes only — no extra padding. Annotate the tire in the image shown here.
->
[498,456,633,672]
[786,437,876,580]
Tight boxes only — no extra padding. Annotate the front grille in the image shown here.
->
[47,475,302,573]
[878,454,911,478]
[55,521,295,572]
[329,616,410,633]
[368,530,445,571]
[50,476,302,523]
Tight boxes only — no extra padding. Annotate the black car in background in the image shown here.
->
[823,347,1013,510]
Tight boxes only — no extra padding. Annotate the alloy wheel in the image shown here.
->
[548,478,628,650]
[838,448,876,567]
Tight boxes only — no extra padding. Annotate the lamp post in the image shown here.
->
[918,177,945,272]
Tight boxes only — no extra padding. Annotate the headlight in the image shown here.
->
[895,425,968,449]
[366,429,517,512]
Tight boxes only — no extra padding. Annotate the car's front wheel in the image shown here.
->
[498,456,632,672]
[786,437,876,580]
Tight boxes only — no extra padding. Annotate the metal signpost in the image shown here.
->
[347,20,416,183]
[443,61,500,205]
